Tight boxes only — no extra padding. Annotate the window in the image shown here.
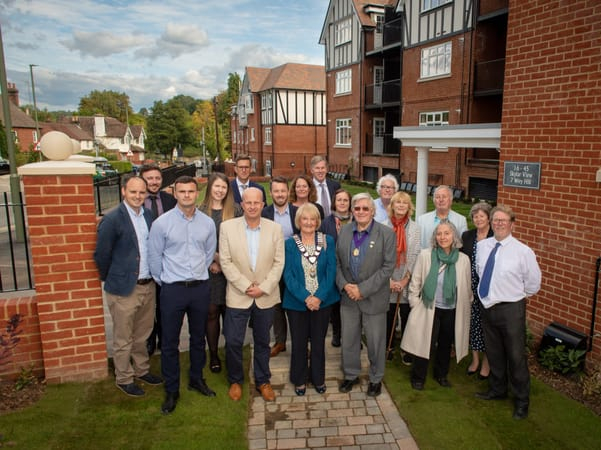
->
[421,0,452,12]
[421,42,452,79]
[419,111,449,126]
[232,131,237,144]
[335,69,352,94]
[335,18,352,46]
[244,94,254,113]
[264,127,272,145]
[250,128,255,142]
[335,119,352,146]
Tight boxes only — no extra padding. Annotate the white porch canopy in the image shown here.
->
[393,123,501,217]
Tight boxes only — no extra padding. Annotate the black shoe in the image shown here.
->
[475,390,508,400]
[367,382,382,397]
[478,373,489,380]
[136,373,163,385]
[513,405,529,420]
[339,378,359,393]
[188,379,216,397]
[315,384,327,394]
[146,339,156,357]
[401,352,413,366]
[294,385,306,396]
[411,380,424,391]
[209,356,222,374]
[161,391,179,414]
[436,377,452,388]
[331,334,341,347]
[116,382,145,397]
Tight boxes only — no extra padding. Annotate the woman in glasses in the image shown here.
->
[401,220,472,390]
[335,193,396,397]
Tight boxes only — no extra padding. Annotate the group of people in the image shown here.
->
[94,155,541,420]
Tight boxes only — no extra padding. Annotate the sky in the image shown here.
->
[1,0,328,112]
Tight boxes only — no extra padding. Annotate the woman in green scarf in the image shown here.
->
[400,220,473,391]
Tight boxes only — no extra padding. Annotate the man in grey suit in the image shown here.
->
[336,192,396,397]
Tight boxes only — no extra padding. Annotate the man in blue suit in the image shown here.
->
[94,174,163,397]
[230,155,267,205]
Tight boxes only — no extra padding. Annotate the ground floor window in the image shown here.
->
[335,118,352,146]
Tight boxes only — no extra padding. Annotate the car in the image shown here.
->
[0,157,9,175]
[91,157,119,184]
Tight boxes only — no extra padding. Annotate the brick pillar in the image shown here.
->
[19,163,108,383]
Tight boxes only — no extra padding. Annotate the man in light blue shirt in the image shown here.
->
[148,176,217,414]
[416,185,467,248]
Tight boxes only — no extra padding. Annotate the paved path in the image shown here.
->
[247,333,419,450]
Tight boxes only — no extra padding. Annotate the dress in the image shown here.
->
[468,238,486,352]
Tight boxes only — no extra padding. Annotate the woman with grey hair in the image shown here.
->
[374,174,399,223]
[460,202,493,379]
[401,220,473,390]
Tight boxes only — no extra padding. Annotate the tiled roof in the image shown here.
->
[353,0,398,27]
[0,103,37,128]
[246,67,271,92]
[59,115,127,138]
[41,122,93,140]
[130,125,144,138]
[257,63,325,92]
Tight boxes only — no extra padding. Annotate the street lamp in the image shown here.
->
[29,64,41,148]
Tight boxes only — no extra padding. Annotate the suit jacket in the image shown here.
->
[335,220,396,315]
[230,179,267,205]
[401,248,473,361]
[314,178,341,212]
[219,217,284,309]
[158,190,177,214]
[261,203,299,236]
[94,202,153,297]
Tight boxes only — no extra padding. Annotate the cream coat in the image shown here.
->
[219,217,284,309]
[400,248,473,361]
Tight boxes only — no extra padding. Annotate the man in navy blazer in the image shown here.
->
[310,155,340,217]
[261,176,298,356]
[94,174,163,397]
[230,154,267,205]
[140,164,177,356]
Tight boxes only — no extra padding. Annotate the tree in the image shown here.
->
[79,90,133,123]
[191,100,218,159]
[146,99,195,159]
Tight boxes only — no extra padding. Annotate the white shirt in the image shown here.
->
[476,235,541,308]
[124,202,150,279]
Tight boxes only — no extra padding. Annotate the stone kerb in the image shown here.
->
[17,131,108,383]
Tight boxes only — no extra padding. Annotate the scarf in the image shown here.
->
[422,247,459,309]
[333,211,351,234]
[391,215,409,267]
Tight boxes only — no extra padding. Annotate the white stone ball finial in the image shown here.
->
[40,131,73,161]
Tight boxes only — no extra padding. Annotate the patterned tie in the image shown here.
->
[150,195,159,220]
[320,183,330,217]
[478,242,501,299]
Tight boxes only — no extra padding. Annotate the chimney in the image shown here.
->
[7,82,19,106]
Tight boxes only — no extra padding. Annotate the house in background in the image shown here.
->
[320,0,506,199]
[0,83,39,152]
[41,122,94,152]
[230,63,327,178]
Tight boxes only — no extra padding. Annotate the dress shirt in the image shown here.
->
[373,198,389,224]
[236,178,249,200]
[144,194,163,217]
[273,204,294,239]
[148,206,216,284]
[123,202,151,279]
[417,209,468,249]
[349,220,375,281]
[476,235,541,308]
[245,220,261,271]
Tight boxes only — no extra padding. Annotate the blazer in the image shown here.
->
[335,220,396,315]
[158,190,177,214]
[230,179,267,205]
[400,248,473,361]
[261,203,299,235]
[219,217,285,309]
[282,233,340,311]
[94,202,153,297]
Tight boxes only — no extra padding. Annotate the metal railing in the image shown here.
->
[0,191,34,292]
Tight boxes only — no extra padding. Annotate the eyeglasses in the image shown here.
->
[353,206,371,212]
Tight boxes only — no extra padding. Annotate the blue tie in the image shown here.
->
[479,242,501,299]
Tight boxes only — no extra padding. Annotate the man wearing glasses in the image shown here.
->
[335,193,396,397]
[475,205,541,420]
[230,155,267,205]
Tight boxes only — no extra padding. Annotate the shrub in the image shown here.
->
[538,344,586,375]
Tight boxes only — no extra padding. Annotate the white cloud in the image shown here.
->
[135,23,210,59]
[62,31,150,58]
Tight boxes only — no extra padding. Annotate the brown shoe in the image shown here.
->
[256,383,276,402]
[270,343,286,357]
[228,383,242,401]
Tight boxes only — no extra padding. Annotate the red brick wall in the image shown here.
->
[21,174,108,383]
[0,294,43,380]
[500,0,601,360]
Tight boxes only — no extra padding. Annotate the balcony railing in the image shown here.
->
[368,16,403,53]
[365,79,401,107]
[364,133,400,156]
[473,58,505,95]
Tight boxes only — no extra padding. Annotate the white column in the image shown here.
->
[415,147,430,218]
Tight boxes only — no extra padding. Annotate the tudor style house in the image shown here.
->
[320,0,507,199]
[230,63,327,178]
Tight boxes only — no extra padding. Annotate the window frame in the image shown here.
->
[335,118,352,146]
[419,111,449,127]
[264,127,272,145]
[335,69,352,95]
[420,41,452,79]
[421,0,452,13]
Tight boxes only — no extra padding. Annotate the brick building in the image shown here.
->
[230,63,327,178]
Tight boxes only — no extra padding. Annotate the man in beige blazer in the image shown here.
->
[220,187,285,402]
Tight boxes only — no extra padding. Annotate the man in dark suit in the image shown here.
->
[310,155,340,218]
[140,164,177,356]
[230,155,267,205]
[261,176,298,357]
[94,174,163,397]
[336,192,396,397]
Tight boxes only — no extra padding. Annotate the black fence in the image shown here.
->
[0,191,34,292]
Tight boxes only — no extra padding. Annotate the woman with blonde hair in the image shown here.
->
[199,172,242,373]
